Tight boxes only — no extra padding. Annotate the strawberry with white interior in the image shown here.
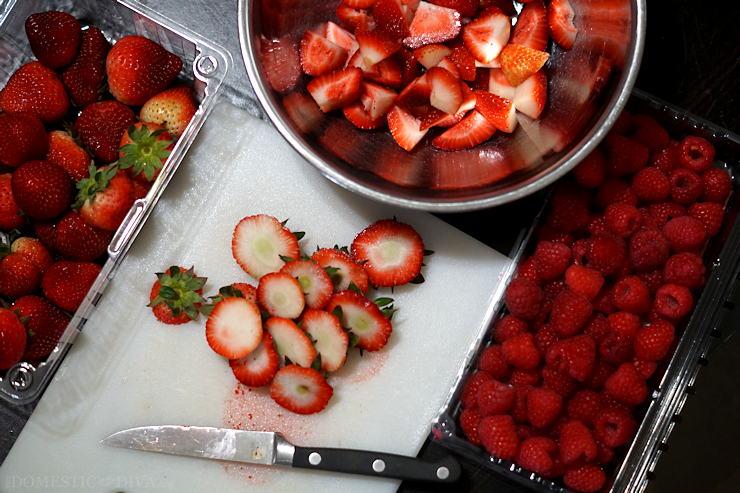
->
[265,316,317,367]
[232,214,301,279]
[488,68,517,101]
[324,21,359,60]
[326,290,393,352]
[475,90,517,133]
[509,0,549,52]
[548,0,578,51]
[360,81,398,120]
[462,8,511,64]
[427,66,463,115]
[270,364,334,415]
[205,297,263,359]
[356,30,401,67]
[307,67,364,113]
[300,30,349,77]
[513,70,547,120]
[387,104,429,151]
[257,271,306,319]
[300,308,349,372]
[373,0,411,39]
[413,44,453,69]
[402,1,461,49]
[433,109,497,150]
[311,247,369,294]
[280,259,333,310]
[229,331,280,387]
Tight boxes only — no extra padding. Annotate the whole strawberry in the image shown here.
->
[0,61,70,123]
[139,86,197,139]
[25,11,82,68]
[11,160,73,219]
[0,173,28,231]
[42,260,102,312]
[0,252,42,300]
[73,164,136,231]
[34,210,112,262]
[76,100,136,163]
[14,295,70,361]
[45,130,93,182]
[61,26,111,109]
[0,112,48,167]
[118,123,174,181]
[11,236,54,275]
[0,308,27,370]
[107,36,183,106]
[148,266,207,324]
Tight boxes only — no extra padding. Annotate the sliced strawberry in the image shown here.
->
[387,104,429,151]
[351,218,425,287]
[419,107,466,130]
[488,67,517,100]
[205,297,263,360]
[462,9,510,64]
[270,364,334,414]
[448,45,477,81]
[300,29,349,77]
[311,247,370,293]
[357,31,402,66]
[326,290,393,351]
[343,0,376,9]
[403,1,461,50]
[257,271,306,319]
[427,0,477,17]
[475,90,517,133]
[373,0,411,38]
[364,55,403,88]
[459,82,477,112]
[232,214,301,279]
[432,109,497,150]
[396,73,431,108]
[480,0,516,16]
[396,47,422,87]
[307,67,364,113]
[360,81,398,119]
[325,21,359,60]
[280,259,334,310]
[260,35,301,94]
[427,66,463,115]
[344,100,388,129]
[282,92,324,134]
[300,308,349,372]
[437,57,462,78]
[413,44,452,69]
[514,69,547,119]
[510,0,549,52]
[548,0,578,50]
[336,4,376,33]
[229,331,280,387]
[265,317,317,367]
[499,43,550,86]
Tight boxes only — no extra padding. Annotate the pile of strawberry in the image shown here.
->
[457,111,732,492]
[148,215,432,415]
[0,10,198,373]
[281,0,583,152]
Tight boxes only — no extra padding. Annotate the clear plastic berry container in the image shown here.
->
[0,0,230,403]
[429,88,740,493]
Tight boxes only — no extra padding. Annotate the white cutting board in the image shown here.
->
[0,103,510,493]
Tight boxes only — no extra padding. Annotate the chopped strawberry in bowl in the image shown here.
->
[238,0,645,211]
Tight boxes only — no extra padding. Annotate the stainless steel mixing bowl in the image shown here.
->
[238,0,645,212]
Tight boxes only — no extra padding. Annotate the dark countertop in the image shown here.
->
[3,0,740,492]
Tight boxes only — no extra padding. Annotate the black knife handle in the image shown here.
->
[292,446,461,483]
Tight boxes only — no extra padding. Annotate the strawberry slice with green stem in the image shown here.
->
[232,214,303,280]
[265,316,317,368]
[299,308,349,373]
[326,290,394,352]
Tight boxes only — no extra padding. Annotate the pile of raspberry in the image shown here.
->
[458,110,731,493]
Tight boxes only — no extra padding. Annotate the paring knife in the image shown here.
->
[101,425,461,483]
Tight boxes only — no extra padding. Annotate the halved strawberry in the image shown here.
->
[265,316,317,367]
[403,1,461,50]
[427,0,477,17]
[282,92,324,134]
[364,55,403,88]
[307,67,364,113]
[419,107,466,130]
[509,0,549,52]
[396,47,422,87]
[229,331,280,387]
[300,308,349,372]
[488,67,517,100]
[448,45,477,81]
[396,73,432,108]
[232,214,301,279]
[311,247,369,293]
[432,109,497,150]
[548,0,578,50]
[336,4,377,33]
[360,81,398,119]
[499,43,550,86]
[344,101,387,129]
[413,44,452,69]
[513,70,547,119]
[343,0,376,10]
[280,259,334,310]
[351,218,426,287]
[475,91,517,133]
[437,57,462,78]
[325,21,359,60]
[373,0,411,38]
[387,104,429,151]
[326,290,393,351]
[270,364,334,414]
[300,29,349,77]
[462,9,510,64]
[260,35,301,94]
[257,271,306,319]
[205,297,263,359]
[427,66,463,115]
[357,31,402,66]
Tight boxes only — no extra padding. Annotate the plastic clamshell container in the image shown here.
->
[0,0,231,403]
[430,89,740,493]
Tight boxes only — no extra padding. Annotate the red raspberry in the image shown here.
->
[636,269,665,296]
[537,223,575,246]
[529,296,553,332]
[639,207,660,230]
[608,256,634,281]
[546,192,590,233]
[607,311,641,340]
[544,277,567,299]
[611,275,652,314]
[582,358,615,391]
[493,314,529,344]
[541,367,578,398]
[663,252,705,290]
[461,371,494,409]
[633,319,675,361]
[565,389,602,427]
[526,387,563,428]
[609,109,631,135]
[585,232,626,275]
[559,419,598,466]
[517,255,541,285]
[649,141,680,174]
[516,424,538,441]
[604,134,649,177]
[478,414,519,461]
[663,216,706,252]
[593,407,636,447]
[505,277,544,320]
[571,238,588,266]
[678,135,715,173]
[564,265,604,301]
[669,168,704,204]
[598,331,634,366]
[534,241,571,280]
[701,167,732,203]
[594,176,638,209]
[546,334,596,382]
[586,213,610,236]
[550,289,593,338]
[510,367,542,387]
[516,437,559,478]
[580,314,609,346]
[460,408,483,445]
[596,441,615,465]
[478,379,515,417]
[631,356,658,379]
[572,148,606,188]
[631,167,671,203]
[688,201,724,237]
[653,283,693,320]
[511,385,531,423]
[647,201,686,228]
[628,227,671,273]
[591,283,617,315]
[628,114,670,152]
[502,332,540,369]
[563,464,606,493]
[534,324,559,359]
[603,362,648,406]
[478,344,511,379]
[604,202,643,237]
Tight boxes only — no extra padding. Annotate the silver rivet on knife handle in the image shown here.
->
[308,452,322,465]
[372,459,386,472]
[437,466,450,480]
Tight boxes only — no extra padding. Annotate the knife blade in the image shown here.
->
[101,425,461,483]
